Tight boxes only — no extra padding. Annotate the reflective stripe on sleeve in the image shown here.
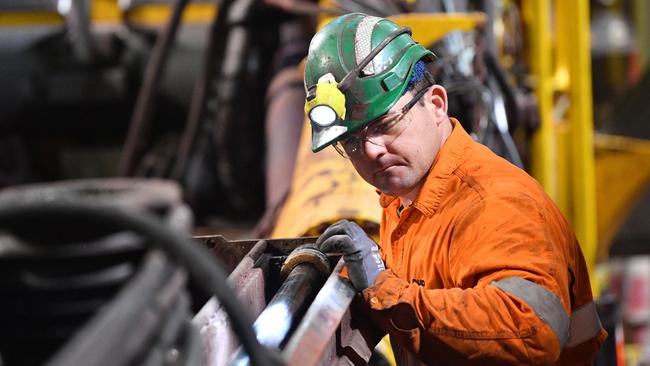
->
[567,301,603,347]
[491,277,570,347]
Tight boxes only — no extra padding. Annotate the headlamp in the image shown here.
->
[304,73,346,128]
[309,105,338,127]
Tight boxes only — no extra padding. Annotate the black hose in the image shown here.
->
[483,51,519,128]
[172,0,238,181]
[0,200,282,366]
[119,0,191,176]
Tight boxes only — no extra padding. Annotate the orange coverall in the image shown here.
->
[361,120,607,365]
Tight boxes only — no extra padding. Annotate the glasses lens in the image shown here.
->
[364,85,428,146]
[331,86,427,159]
[333,141,350,159]
[366,110,411,146]
[332,111,410,160]
[310,105,337,127]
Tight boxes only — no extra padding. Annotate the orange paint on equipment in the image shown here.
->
[270,116,381,239]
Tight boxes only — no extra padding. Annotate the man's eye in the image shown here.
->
[372,118,397,134]
[343,137,359,149]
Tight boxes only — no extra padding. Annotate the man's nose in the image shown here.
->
[361,139,387,160]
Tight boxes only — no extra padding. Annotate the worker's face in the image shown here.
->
[347,85,449,197]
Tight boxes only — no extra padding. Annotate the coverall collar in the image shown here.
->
[379,118,471,218]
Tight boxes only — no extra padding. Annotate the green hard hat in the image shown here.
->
[304,13,434,152]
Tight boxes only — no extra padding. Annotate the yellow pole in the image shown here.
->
[525,0,558,201]
[634,0,650,69]
[557,0,599,272]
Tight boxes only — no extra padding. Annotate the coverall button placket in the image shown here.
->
[391,209,416,278]
[394,208,412,235]
[390,221,405,276]
[390,235,403,276]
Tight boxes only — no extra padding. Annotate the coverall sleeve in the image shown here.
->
[362,193,570,365]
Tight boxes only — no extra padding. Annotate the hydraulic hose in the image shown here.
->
[119,0,191,176]
[0,200,282,366]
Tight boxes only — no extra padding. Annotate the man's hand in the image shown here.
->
[316,220,385,292]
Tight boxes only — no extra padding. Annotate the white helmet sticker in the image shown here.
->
[355,16,382,76]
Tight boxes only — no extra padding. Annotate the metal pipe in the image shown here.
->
[67,0,93,63]
[254,264,322,346]
[230,251,328,366]
[282,259,359,366]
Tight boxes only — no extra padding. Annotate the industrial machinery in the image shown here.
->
[1,0,649,365]
[194,236,374,366]
[0,178,376,365]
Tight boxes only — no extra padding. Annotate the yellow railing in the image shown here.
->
[0,11,63,27]
[0,0,216,27]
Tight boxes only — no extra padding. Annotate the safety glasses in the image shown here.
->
[333,85,429,159]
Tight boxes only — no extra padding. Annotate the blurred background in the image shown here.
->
[0,0,648,365]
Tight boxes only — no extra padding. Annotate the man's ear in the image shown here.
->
[428,84,448,116]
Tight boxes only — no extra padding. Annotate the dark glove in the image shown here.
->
[316,219,385,292]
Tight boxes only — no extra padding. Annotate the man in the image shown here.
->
[303,13,607,365]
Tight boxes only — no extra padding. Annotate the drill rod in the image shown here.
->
[230,261,326,365]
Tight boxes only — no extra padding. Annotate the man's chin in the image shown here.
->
[375,175,423,197]
[375,180,409,197]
